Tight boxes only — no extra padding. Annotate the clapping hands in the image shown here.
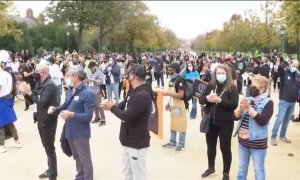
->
[206,93,221,103]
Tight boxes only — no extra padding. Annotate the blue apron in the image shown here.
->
[0,98,17,128]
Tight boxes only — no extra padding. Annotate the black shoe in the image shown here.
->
[201,168,215,178]
[24,107,29,111]
[91,118,100,123]
[99,120,106,127]
[222,173,230,180]
[38,170,49,179]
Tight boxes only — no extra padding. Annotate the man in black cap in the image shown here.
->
[101,64,154,180]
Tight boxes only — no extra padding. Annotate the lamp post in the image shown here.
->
[66,31,70,52]
[280,25,285,54]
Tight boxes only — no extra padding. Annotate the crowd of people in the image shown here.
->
[0,48,299,180]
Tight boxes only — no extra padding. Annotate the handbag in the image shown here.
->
[200,106,214,133]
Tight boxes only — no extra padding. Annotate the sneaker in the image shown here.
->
[175,145,185,152]
[271,138,277,146]
[279,137,292,144]
[91,118,100,123]
[0,145,7,153]
[201,168,215,178]
[38,170,49,179]
[162,143,176,149]
[99,120,106,127]
[15,141,22,148]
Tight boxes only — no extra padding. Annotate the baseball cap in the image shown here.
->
[128,64,146,79]
[0,50,10,63]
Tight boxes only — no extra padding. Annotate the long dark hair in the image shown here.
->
[185,62,196,73]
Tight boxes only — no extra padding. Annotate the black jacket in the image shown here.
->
[31,76,58,127]
[111,83,153,149]
[199,83,239,127]
[279,63,300,102]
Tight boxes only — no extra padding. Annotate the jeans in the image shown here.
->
[237,143,267,180]
[107,83,119,102]
[190,98,197,119]
[271,100,295,139]
[156,72,164,87]
[170,130,186,146]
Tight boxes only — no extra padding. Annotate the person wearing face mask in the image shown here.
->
[104,58,121,103]
[48,66,95,180]
[271,59,300,146]
[199,64,239,180]
[184,62,200,120]
[20,58,36,110]
[87,61,106,126]
[234,75,274,180]
[19,63,59,180]
[118,58,127,99]
[0,50,22,153]
[159,62,188,152]
[101,64,153,180]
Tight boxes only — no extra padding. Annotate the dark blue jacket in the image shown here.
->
[55,83,95,140]
[279,63,300,102]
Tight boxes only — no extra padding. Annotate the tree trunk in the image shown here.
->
[98,23,104,53]
[78,27,83,53]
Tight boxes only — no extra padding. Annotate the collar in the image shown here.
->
[71,82,85,92]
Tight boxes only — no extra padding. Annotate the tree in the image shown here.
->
[45,1,95,51]
[0,1,22,40]
[281,1,300,60]
[88,1,127,52]
[260,1,278,53]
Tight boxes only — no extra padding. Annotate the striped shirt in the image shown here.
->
[238,101,274,149]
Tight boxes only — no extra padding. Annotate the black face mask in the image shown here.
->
[31,63,35,67]
[250,86,260,97]
[33,73,41,82]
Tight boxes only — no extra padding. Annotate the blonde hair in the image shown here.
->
[251,74,269,90]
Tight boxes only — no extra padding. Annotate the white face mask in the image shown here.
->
[109,60,113,65]
[65,78,73,87]
[188,67,193,71]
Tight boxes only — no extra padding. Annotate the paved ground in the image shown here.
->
[1,85,300,180]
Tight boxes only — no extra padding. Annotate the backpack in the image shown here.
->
[175,76,194,102]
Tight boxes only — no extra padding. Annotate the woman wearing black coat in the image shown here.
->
[199,64,239,180]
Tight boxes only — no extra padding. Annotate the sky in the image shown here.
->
[11,1,264,40]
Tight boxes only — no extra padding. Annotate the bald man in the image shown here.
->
[21,63,59,180]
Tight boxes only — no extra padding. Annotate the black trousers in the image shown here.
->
[237,75,243,94]
[38,121,58,179]
[205,121,233,174]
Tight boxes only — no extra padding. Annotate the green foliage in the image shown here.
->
[53,47,63,55]
[36,46,45,57]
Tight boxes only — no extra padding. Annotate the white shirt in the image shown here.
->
[0,70,12,97]
[11,62,20,73]
[49,64,63,86]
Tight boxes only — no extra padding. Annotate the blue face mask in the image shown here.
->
[290,67,297,73]
[216,74,227,83]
